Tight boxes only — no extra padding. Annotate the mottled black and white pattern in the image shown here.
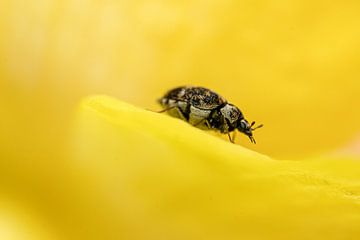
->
[158,86,262,143]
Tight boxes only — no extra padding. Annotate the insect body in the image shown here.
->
[158,86,263,143]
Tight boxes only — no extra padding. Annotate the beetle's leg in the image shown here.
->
[158,104,189,122]
[157,106,176,113]
[204,119,211,129]
[193,118,205,126]
[227,133,235,143]
[193,119,210,129]
[175,107,188,121]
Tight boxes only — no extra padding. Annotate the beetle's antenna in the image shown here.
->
[251,124,263,131]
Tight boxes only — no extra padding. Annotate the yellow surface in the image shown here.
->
[70,96,360,240]
[1,0,360,239]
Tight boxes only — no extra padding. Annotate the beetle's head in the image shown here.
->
[237,119,263,144]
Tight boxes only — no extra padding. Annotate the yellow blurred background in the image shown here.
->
[1,1,360,239]
[1,0,360,160]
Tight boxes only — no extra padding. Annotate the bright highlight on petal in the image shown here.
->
[68,95,360,240]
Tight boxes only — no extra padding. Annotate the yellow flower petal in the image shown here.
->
[1,1,360,238]
[67,95,360,240]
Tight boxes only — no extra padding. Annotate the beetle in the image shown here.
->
[158,86,263,143]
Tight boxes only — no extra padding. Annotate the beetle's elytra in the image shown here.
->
[158,86,263,144]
